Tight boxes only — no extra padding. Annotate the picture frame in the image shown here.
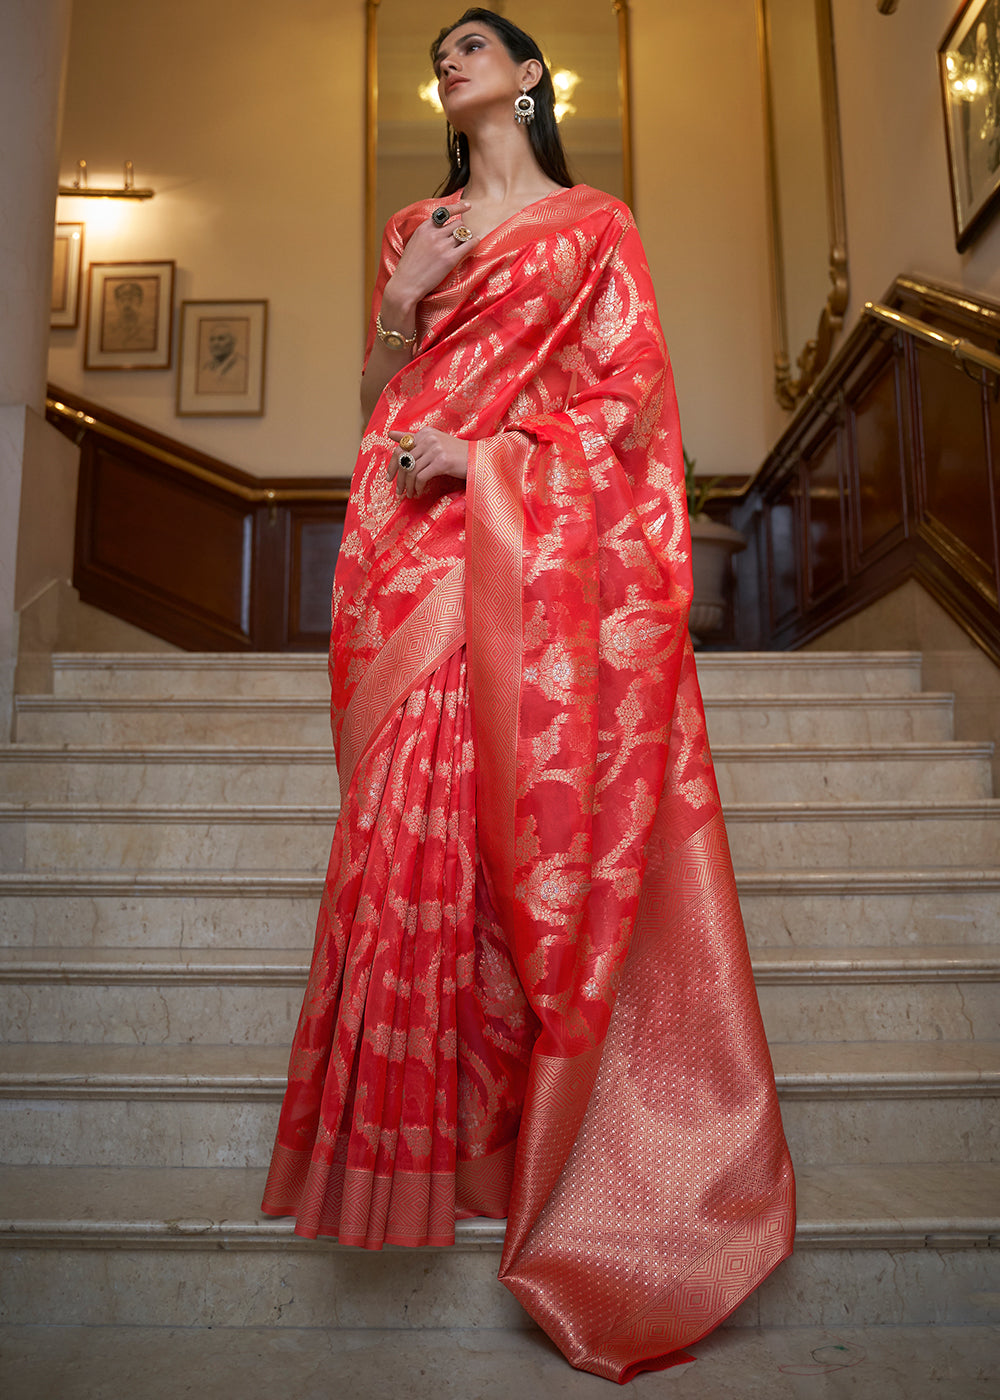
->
[84,260,175,370]
[939,0,1000,251]
[176,299,268,417]
[51,222,84,329]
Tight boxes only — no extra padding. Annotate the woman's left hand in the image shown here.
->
[386,428,469,499]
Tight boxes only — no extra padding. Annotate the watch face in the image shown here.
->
[384,330,405,349]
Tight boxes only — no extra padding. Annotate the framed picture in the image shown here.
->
[939,0,1000,251]
[51,222,84,328]
[84,260,175,370]
[176,299,268,417]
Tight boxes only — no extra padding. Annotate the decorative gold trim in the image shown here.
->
[614,0,635,211]
[45,397,351,503]
[364,1,636,292]
[364,0,381,299]
[756,0,849,410]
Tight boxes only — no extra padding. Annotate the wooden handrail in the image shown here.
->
[46,391,351,503]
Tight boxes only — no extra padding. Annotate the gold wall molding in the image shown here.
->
[757,0,849,411]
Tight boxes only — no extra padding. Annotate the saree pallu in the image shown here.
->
[262,186,795,1381]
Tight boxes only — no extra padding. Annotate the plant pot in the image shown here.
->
[689,517,747,644]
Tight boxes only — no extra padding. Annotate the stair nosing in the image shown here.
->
[3,798,997,823]
[2,868,999,896]
[4,944,998,985]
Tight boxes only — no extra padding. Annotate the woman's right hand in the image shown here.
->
[362,202,478,424]
[381,200,477,318]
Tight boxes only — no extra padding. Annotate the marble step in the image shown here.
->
[13,697,338,747]
[3,868,999,949]
[15,695,959,750]
[51,653,333,700]
[2,799,996,873]
[4,739,990,807]
[0,746,341,806]
[0,945,997,1046]
[2,1041,997,1169]
[18,693,955,751]
[705,693,954,744]
[3,1161,995,1252]
[47,650,925,700]
[4,1326,1000,1400]
[0,1164,997,1334]
[725,802,1000,869]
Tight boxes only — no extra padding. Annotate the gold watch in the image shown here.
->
[376,311,417,351]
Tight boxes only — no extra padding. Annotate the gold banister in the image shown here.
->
[863,301,1000,378]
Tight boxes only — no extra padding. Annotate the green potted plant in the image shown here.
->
[684,450,746,643]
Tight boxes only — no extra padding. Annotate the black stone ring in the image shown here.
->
[398,452,415,472]
[431,207,451,228]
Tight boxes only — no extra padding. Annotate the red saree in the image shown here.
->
[262,185,795,1381]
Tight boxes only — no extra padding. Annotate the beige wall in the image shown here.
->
[48,1,775,484]
[630,0,776,476]
[50,0,365,480]
[832,0,1000,326]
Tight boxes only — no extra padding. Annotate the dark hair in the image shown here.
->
[430,8,574,196]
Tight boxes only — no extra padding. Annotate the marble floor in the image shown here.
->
[0,1325,997,1399]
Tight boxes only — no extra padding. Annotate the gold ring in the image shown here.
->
[452,225,474,244]
[398,433,415,451]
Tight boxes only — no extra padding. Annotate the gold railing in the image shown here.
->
[46,395,351,503]
[705,290,1000,505]
[863,301,1000,378]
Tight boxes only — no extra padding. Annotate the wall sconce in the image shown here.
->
[58,159,155,200]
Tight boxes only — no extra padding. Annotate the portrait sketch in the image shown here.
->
[940,0,1000,249]
[195,317,250,396]
[100,276,159,354]
[177,299,268,417]
[84,261,175,370]
[51,222,84,328]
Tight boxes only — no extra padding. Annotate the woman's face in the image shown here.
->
[433,22,526,126]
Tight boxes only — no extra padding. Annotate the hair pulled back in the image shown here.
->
[430,7,575,196]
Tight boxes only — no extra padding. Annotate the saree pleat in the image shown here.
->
[262,646,532,1246]
[264,185,794,1379]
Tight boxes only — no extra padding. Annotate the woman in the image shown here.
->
[262,8,794,1381]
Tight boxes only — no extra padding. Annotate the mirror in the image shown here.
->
[757,0,848,410]
[366,0,634,290]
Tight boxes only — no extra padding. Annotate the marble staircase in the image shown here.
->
[1,651,998,1346]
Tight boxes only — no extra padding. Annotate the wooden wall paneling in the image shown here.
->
[50,384,355,652]
[250,504,292,651]
[846,340,909,570]
[74,441,255,648]
[288,511,344,648]
[721,277,1000,662]
[803,419,848,605]
[912,346,997,595]
[765,468,802,635]
[983,382,1000,604]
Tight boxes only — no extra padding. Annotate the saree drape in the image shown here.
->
[262,185,795,1381]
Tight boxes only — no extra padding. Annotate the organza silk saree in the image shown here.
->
[262,185,795,1381]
